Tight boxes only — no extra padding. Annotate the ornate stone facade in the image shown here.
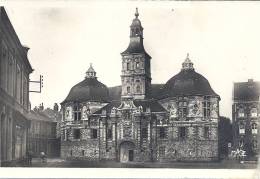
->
[60,8,220,162]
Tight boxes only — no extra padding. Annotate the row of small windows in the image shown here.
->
[239,139,257,149]
[71,128,113,140]
[238,108,258,118]
[126,61,141,71]
[70,129,98,140]
[0,46,29,110]
[239,123,258,134]
[126,85,141,94]
[158,127,210,139]
[174,97,213,118]
[68,127,211,140]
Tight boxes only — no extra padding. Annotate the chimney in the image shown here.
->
[53,103,59,111]
[39,103,44,111]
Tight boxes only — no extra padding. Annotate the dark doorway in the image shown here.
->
[129,150,134,161]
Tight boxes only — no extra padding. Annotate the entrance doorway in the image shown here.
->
[119,141,135,163]
[129,150,134,161]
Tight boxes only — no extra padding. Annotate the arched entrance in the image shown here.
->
[119,141,135,163]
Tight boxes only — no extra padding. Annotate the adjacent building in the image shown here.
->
[0,7,33,166]
[232,79,260,160]
[60,9,221,162]
[218,116,232,158]
[27,104,61,158]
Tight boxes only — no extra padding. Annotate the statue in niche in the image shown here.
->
[211,102,218,118]
[139,106,143,112]
[168,102,178,118]
[111,107,117,114]
[65,107,72,120]
[189,99,201,116]
[82,106,90,119]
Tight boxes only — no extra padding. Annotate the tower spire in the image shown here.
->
[182,53,194,70]
[135,7,139,18]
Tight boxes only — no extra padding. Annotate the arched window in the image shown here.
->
[127,86,130,94]
[252,123,257,134]
[250,108,257,117]
[238,108,245,118]
[136,62,140,69]
[136,85,141,93]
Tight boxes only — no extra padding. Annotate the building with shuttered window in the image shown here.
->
[232,79,260,160]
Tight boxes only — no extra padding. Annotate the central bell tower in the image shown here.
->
[121,8,152,100]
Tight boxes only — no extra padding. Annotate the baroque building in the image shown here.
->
[232,79,260,160]
[60,8,220,162]
[0,7,33,166]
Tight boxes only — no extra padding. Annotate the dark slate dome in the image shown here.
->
[162,54,220,99]
[61,64,109,104]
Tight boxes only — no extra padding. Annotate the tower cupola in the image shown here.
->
[130,8,143,37]
[182,53,194,71]
[85,63,97,79]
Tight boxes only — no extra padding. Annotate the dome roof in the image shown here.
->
[131,18,142,27]
[161,54,220,99]
[61,65,109,104]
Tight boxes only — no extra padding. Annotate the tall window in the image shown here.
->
[159,127,166,139]
[179,127,186,139]
[204,126,209,138]
[141,128,148,139]
[127,86,130,94]
[8,57,13,96]
[73,105,81,121]
[126,63,130,70]
[178,99,187,118]
[253,140,257,150]
[250,108,257,118]
[239,122,245,135]
[92,129,98,139]
[238,108,245,118]
[73,129,80,139]
[239,139,244,148]
[159,146,165,157]
[23,77,28,108]
[136,85,141,93]
[203,96,211,118]
[0,45,7,91]
[136,62,140,69]
[16,65,21,103]
[252,123,257,134]
[107,128,112,140]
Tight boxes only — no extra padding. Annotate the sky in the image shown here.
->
[4,1,260,118]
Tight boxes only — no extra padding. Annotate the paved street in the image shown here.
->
[6,158,258,169]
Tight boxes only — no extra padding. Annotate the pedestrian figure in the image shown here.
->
[40,151,47,163]
[27,150,33,166]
